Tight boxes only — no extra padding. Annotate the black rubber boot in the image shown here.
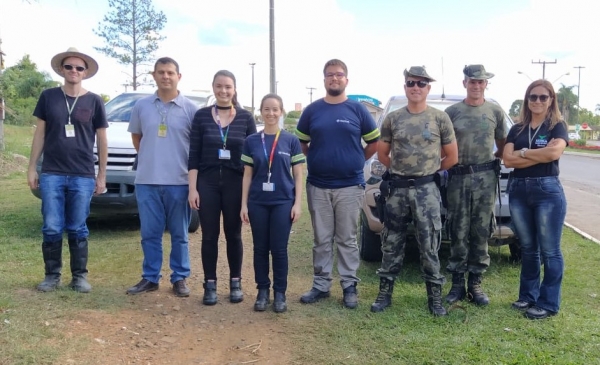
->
[467,272,490,306]
[370,277,394,313]
[254,288,270,312]
[230,279,244,303]
[37,240,63,292]
[203,280,217,305]
[68,238,91,293]
[445,272,466,304]
[426,282,448,316]
[273,292,287,313]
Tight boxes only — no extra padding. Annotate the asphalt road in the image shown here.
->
[559,152,600,242]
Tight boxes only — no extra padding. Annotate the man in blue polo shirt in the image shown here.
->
[126,57,198,297]
[296,59,380,309]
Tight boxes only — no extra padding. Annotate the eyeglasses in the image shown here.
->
[405,80,429,88]
[325,72,346,78]
[63,64,86,72]
[528,94,550,102]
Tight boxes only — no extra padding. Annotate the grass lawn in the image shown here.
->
[1,125,599,364]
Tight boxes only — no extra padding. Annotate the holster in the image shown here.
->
[434,170,449,209]
[375,171,391,224]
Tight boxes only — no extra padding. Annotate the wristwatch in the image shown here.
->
[520,148,529,158]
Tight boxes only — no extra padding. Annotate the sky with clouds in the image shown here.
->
[1,0,598,115]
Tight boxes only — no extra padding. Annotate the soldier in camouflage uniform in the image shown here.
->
[444,65,507,306]
[370,66,458,316]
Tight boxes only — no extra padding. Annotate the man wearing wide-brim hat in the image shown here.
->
[444,64,507,308]
[27,47,108,294]
[370,65,458,316]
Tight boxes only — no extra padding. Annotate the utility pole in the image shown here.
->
[0,36,6,151]
[574,65,585,125]
[306,87,316,104]
[269,0,276,93]
[249,62,256,115]
[532,59,556,79]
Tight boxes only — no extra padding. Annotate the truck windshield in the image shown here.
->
[105,93,207,122]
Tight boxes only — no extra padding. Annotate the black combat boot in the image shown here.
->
[68,238,92,293]
[37,240,63,292]
[370,277,394,313]
[203,280,217,305]
[230,278,244,303]
[445,272,466,304]
[273,292,287,313]
[254,288,270,312]
[426,282,448,316]
[467,272,489,306]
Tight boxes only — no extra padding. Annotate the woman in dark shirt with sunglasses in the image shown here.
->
[503,79,568,320]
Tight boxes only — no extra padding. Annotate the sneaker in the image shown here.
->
[126,279,159,295]
[300,287,330,304]
[172,279,190,297]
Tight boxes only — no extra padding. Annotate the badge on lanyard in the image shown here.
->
[215,105,232,159]
[62,88,80,138]
[65,124,75,138]
[261,130,281,192]
[155,100,173,138]
[158,123,167,137]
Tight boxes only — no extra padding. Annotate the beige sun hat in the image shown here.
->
[50,47,99,79]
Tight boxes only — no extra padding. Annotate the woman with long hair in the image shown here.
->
[502,79,568,319]
[188,70,257,305]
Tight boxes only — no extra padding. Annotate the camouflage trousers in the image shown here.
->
[446,169,497,274]
[377,182,445,285]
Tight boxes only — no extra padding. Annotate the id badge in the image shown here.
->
[65,124,75,138]
[219,149,231,160]
[262,182,275,191]
[158,124,167,137]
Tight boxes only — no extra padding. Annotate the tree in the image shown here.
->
[556,84,578,124]
[93,0,167,90]
[509,99,523,118]
[286,110,301,119]
[0,55,59,126]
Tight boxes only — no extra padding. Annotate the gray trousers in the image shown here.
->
[306,183,363,291]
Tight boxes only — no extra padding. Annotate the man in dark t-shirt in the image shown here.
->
[27,47,108,293]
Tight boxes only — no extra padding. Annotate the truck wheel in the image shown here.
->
[189,209,200,233]
[358,211,382,262]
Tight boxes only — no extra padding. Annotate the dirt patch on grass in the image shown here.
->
[59,226,294,365]
[0,152,27,178]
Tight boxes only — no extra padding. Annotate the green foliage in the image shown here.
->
[93,0,167,90]
[575,139,586,146]
[556,84,578,124]
[287,110,301,119]
[577,107,600,126]
[100,94,111,103]
[0,55,59,126]
[509,99,523,118]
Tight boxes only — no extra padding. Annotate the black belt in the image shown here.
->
[389,174,435,188]
[450,160,496,175]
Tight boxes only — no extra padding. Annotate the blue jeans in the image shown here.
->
[508,176,566,313]
[135,184,191,284]
[39,173,95,242]
[248,201,294,293]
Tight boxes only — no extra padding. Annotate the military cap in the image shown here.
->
[463,64,494,80]
[403,66,436,82]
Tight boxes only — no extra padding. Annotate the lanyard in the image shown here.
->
[62,88,80,125]
[214,105,232,148]
[154,99,174,124]
[528,122,542,149]
[261,130,281,181]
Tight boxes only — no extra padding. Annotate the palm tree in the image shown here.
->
[556,84,578,124]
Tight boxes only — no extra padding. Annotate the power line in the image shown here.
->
[574,66,585,125]
[306,87,316,104]
[532,59,556,79]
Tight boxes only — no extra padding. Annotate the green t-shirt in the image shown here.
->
[381,106,455,176]
[445,100,507,165]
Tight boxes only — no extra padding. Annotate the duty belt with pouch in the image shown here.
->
[388,173,436,188]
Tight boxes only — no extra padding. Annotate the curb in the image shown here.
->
[563,150,600,159]
[564,221,600,245]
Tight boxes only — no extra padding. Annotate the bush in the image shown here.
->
[575,139,586,146]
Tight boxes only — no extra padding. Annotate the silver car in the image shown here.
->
[359,94,519,262]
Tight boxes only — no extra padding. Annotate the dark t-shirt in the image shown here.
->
[33,87,108,177]
[506,120,568,178]
[188,106,257,175]
[241,130,305,205]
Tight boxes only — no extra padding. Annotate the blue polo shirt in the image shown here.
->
[295,98,379,189]
[241,130,305,205]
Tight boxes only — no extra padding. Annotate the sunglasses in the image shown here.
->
[528,94,550,102]
[63,64,86,72]
[325,72,346,78]
[405,80,429,88]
